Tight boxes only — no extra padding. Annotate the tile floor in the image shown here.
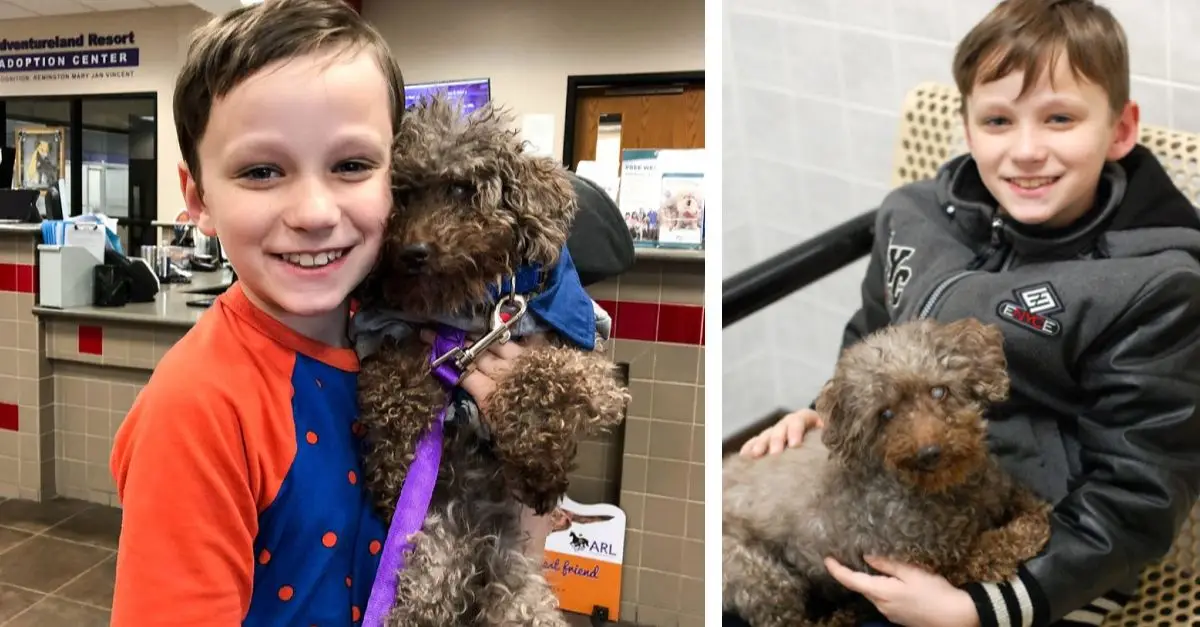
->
[0,497,117,627]
[0,497,631,627]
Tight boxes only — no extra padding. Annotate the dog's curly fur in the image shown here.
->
[355,94,630,626]
[722,318,1052,627]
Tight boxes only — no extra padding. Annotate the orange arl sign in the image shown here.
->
[541,496,626,621]
[542,552,621,619]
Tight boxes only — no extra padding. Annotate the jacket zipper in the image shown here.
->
[917,217,1007,320]
[917,271,975,319]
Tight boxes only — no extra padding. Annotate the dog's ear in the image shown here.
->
[815,377,853,453]
[501,153,576,266]
[935,318,1010,404]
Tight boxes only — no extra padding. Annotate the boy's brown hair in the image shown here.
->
[173,0,404,190]
[952,0,1129,116]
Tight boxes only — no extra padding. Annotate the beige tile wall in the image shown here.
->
[51,362,150,506]
[570,258,706,627]
[0,231,54,502]
[42,319,181,506]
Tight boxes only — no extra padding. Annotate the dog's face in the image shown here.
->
[668,192,701,218]
[815,318,1010,493]
[360,95,577,316]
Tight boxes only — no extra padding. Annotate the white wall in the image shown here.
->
[721,0,1200,436]
[364,0,705,160]
[0,6,211,221]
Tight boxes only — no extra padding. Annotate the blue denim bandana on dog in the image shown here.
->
[350,245,609,361]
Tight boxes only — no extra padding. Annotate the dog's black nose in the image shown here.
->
[399,243,431,269]
[914,445,942,469]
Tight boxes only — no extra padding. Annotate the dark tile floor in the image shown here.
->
[0,496,118,627]
[0,496,630,627]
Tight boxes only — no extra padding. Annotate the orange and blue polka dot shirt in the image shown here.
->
[110,282,387,626]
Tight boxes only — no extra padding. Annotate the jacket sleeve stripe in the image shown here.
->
[1009,575,1036,627]
[981,581,1014,627]
[1087,595,1125,613]
[966,575,1131,627]
[1059,609,1105,625]
[964,566,1053,627]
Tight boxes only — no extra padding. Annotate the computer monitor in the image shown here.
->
[404,78,491,114]
[0,147,14,189]
[0,189,41,222]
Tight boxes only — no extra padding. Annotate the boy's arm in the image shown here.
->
[110,384,259,626]
[963,269,1200,626]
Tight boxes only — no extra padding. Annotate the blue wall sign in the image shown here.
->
[0,32,140,81]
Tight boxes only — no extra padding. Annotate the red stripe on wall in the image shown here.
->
[16,264,34,294]
[78,325,104,356]
[0,402,17,431]
[0,263,35,293]
[595,299,705,346]
[658,304,703,345]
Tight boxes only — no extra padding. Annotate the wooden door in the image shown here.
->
[570,84,704,170]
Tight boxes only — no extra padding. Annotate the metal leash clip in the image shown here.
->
[431,292,529,372]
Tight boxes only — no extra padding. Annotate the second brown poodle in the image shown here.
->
[351,95,629,626]
[723,318,1052,627]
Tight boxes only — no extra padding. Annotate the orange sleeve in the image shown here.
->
[109,367,260,626]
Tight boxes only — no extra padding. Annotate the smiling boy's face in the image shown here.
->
[963,50,1139,229]
[180,48,393,337]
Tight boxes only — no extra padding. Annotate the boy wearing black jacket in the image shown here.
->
[736,1,1200,626]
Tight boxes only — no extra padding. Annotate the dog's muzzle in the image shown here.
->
[909,444,942,472]
[398,243,431,274]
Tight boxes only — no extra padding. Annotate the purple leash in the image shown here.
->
[362,325,467,626]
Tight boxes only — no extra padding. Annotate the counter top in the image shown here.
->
[0,222,43,234]
[32,268,234,328]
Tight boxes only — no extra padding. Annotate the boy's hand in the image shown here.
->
[824,556,980,627]
[739,408,824,458]
[419,330,548,411]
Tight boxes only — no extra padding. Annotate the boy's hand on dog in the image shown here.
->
[419,329,549,413]
[739,408,824,457]
[824,556,981,627]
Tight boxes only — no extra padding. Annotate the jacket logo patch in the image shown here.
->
[885,231,915,309]
[997,282,1063,336]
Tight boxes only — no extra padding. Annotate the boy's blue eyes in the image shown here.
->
[337,161,372,173]
[980,114,1074,126]
[238,161,374,181]
[243,166,277,180]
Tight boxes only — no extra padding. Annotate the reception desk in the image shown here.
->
[0,223,230,506]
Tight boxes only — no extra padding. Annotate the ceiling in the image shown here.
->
[0,0,247,20]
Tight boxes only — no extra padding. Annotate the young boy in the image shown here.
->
[107,1,405,624]
[737,1,1200,626]
[108,0,636,624]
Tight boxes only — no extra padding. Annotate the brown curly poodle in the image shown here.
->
[352,94,630,626]
[722,318,1052,627]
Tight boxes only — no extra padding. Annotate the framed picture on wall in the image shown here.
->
[14,126,66,191]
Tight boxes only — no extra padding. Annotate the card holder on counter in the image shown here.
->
[38,244,98,309]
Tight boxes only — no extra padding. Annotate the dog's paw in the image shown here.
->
[492,344,629,432]
[483,345,629,513]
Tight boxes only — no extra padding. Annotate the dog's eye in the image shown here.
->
[449,183,474,199]
[931,386,947,400]
[880,409,895,421]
